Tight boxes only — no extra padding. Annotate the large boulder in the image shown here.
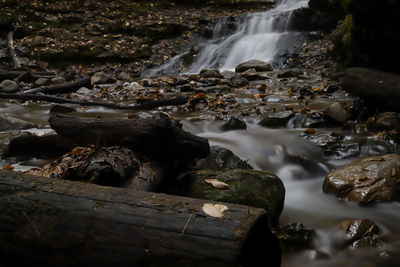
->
[195,146,252,171]
[177,168,285,226]
[235,60,272,73]
[323,154,400,204]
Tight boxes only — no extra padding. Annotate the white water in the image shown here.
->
[148,0,309,75]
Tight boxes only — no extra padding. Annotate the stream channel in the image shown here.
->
[1,0,400,266]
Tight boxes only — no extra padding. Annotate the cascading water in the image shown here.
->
[147,0,309,76]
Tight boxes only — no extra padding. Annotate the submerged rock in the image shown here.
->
[221,116,247,131]
[177,168,285,226]
[323,154,400,204]
[235,59,273,73]
[0,116,36,131]
[277,223,315,251]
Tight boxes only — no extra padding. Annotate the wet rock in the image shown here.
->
[76,87,92,95]
[0,116,36,131]
[50,76,67,84]
[277,223,315,251]
[235,59,273,73]
[289,113,326,128]
[0,80,18,93]
[49,105,76,114]
[195,145,252,171]
[371,112,400,131]
[230,75,249,87]
[118,71,133,82]
[177,83,194,92]
[91,71,116,84]
[259,110,294,128]
[323,154,400,204]
[277,69,303,78]
[221,70,236,79]
[196,85,231,94]
[240,68,267,81]
[340,218,382,249]
[221,116,247,131]
[325,102,352,124]
[177,168,285,226]
[199,69,222,78]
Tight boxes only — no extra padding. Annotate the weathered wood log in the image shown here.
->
[2,134,77,159]
[342,67,400,110]
[0,70,57,82]
[22,76,92,94]
[0,93,188,110]
[7,31,21,69]
[0,170,281,267]
[48,114,210,160]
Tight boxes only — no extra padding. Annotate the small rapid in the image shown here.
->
[148,0,309,76]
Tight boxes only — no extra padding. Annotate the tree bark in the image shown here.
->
[0,170,281,267]
[48,114,210,160]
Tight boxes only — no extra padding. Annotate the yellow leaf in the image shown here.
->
[202,203,228,218]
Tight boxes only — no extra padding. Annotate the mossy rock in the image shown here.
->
[178,169,285,226]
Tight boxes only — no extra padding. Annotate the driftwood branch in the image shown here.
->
[0,70,57,82]
[0,170,280,267]
[0,93,188,110]
[7,31,21,69]
[22,76,92,94]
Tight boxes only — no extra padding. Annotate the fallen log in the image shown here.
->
[0,170,281,267]
[7,31,21,69]
[48,114,210,159]
[0,70,57,82]
[342,67,400,111]
[0,93,188,110]
[22,76,92,94]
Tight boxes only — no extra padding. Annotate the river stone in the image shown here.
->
[178,168,285,226]
[91,72,116,84]
[235,60,273,73]
[0,80,18,93]
[323,154,400,204]
[199,69,222,78]
[50,76,66,84]
[340,218,382,249]
[324,102,352,124]
[176,83,194,92]
[221,116,247,131]
[259,110,294,128]
[277,69,303,78]
[0,116,36,131]
[278,223,315,251]
[195,145,252,171]
[34,77,49,87]
[372,112,400,131]
[230,75,249,87]
[221,70,236,79]
[196,85,231,94]
[118,71,133,82]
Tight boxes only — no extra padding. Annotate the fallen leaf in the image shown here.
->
[304,128,316,134]
[3,165,14,170]
[202,203,228,218]
[205,179,229,189]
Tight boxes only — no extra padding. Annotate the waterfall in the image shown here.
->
[146,0,309,76]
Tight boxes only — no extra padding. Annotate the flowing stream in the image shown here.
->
[1,0,400,266]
